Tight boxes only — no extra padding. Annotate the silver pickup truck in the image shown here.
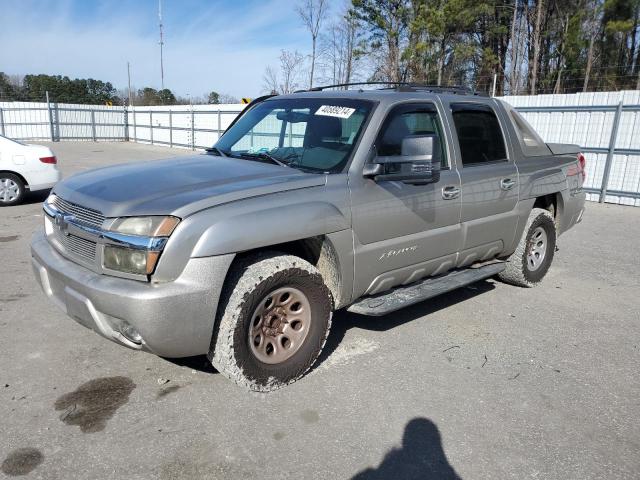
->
[31,85,586,391]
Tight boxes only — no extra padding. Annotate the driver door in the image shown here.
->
[349,102,462,298]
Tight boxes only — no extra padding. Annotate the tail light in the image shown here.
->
[577,153,586,181]
[39,156,57,164]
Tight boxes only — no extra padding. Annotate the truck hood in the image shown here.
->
[52,155,326,218]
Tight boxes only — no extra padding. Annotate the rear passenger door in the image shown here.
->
[447,102,519,266]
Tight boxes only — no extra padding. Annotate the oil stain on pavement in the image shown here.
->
[54,376,135,433]
[1,447,44,476]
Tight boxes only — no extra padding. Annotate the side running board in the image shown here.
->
[347,262,505,317]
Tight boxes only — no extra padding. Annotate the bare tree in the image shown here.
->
[262,65,279,94]
[262,50,305,94]
[322,9,360,86]
[530,0,543,94]
[296,0,329,89]
[279,50,305,93]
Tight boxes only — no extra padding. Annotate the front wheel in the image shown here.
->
[0,173,26,206]
[498,208,557,287]
[209,252,332,391]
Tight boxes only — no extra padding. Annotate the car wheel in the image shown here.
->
[209,252,333,391]
[0,173,25,206]
[498,208,557,287]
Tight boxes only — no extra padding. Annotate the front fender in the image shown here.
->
[153,181,351,283]
[193,201,349,257]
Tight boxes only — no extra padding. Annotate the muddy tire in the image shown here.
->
[498,208,557,288]
[209,252,332,392]
[0,173,26,206]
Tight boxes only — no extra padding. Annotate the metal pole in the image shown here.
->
[217,109,221,140]
[491,73,497,97]
[0,108,4,136]
[190,99,195,150]
[46,91,55,141]
[599,101,624,203]
[91,110,96,141]
[150,111,154,144]
[123,105,129,142]
[169,110,173,147]
[132,106,137,142]
[127,61,133,108]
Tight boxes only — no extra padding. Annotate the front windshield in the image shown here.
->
[214,98,374,173]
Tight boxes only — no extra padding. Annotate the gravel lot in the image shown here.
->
[1,142,639,480]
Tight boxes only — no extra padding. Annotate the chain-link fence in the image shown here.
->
[1,93,639,206]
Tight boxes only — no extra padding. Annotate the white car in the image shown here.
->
[0,135,62,206]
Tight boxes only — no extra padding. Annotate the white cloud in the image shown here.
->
[0,0,309,98]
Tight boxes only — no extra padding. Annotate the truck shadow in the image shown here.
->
[165,279,495,376]
[314,279,496,371]
[351,417,462,479]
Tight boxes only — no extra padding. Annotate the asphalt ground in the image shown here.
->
[1,141,639,479]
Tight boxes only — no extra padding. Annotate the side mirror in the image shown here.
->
[364,134,441,185]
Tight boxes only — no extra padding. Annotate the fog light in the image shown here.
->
[103,246,159,275]
[119,322,143,345]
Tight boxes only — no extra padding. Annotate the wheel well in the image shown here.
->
[233,236,343,308]
[533,193,559,218]
[0,170,28,186]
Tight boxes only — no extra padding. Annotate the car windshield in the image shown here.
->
[213,98,374,173]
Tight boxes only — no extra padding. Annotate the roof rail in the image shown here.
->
[300,82,487,96]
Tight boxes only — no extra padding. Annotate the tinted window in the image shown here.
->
[451,104,507,166]
[376,103,447,167]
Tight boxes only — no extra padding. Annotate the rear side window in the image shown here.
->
[508,108,551,156]
[451,103,507,166]
[376,103,448,167]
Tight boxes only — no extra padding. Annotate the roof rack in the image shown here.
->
[301,82,487,97]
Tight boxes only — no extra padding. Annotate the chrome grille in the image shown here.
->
[50,195,105,228]
[53,228,97,262]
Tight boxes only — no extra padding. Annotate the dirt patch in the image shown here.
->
[54,376,135,433]
[1,448,44,476]
[0,236,19,243]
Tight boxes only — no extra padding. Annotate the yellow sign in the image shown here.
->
[241,98,251,104]
[105,100,113,106]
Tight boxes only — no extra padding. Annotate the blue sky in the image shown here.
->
[0,0,318,98]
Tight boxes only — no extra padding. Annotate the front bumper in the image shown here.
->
[31,229,234,358]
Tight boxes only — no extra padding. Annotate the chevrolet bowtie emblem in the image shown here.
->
[54,213,74,236]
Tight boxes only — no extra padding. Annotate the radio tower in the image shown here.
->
[158,0,164,90]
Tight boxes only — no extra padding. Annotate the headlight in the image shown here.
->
[104,216,180,275]
[109,216,180,237]
[103,246,160,275]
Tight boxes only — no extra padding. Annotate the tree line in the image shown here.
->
[0,72,238,105]
[264,0,640,95]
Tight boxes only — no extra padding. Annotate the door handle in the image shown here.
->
[500,178,516,190]
[442,185,460,200]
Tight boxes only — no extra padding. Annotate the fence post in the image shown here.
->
[90,110,97,141]
[0,108,4,136]
[46,91,55,142]
[150,111,154,145]
[599,101,624,203]
[169,110,173,148]
[191,108,195,150]
[123,105,129,142]
[132,107,137,142]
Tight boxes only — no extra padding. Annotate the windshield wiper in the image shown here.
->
[239,152,290,168]
[205,147,228,157]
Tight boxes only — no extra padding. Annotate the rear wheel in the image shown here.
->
[498,208,557,287]
[209,252,332,391]
[0,173,25,206]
